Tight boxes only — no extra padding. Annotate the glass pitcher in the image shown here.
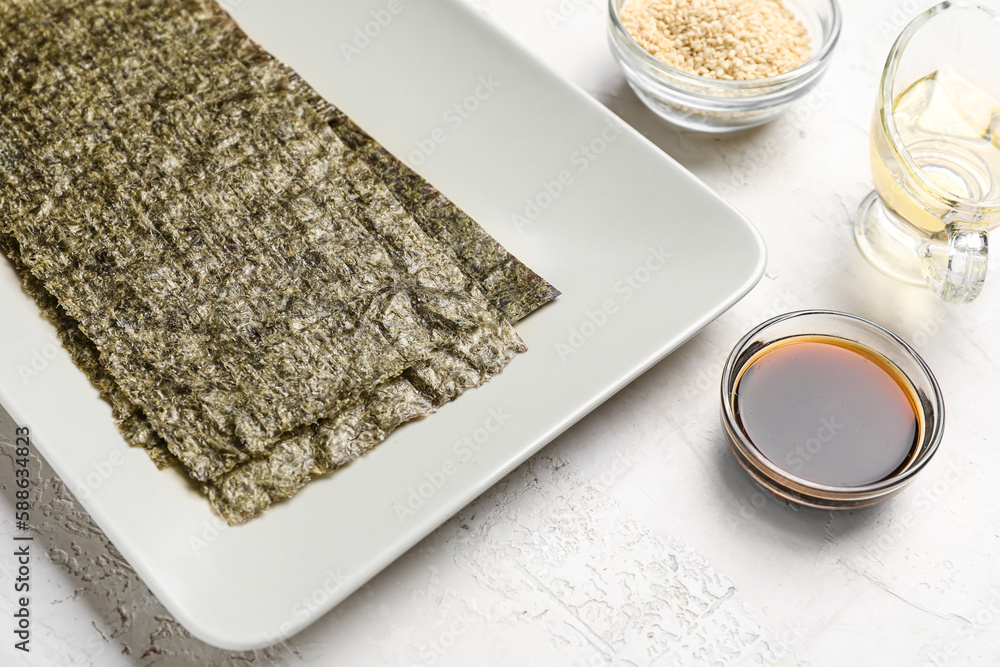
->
[855,2,1000,304]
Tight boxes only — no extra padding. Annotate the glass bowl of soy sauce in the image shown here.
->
[720,310,945,509]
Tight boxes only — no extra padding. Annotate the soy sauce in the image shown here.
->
[733,336,921,487]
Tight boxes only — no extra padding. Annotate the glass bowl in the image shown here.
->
[608,0,843,132]
[720,310,945,509]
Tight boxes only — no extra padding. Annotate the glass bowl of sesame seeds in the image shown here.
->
[608,0,842,132]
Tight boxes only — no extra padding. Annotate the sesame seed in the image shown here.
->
[620,0,812,80]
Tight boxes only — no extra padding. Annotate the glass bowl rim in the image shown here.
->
[608,0,843,91]
[878,1,1000,210]
[720,309,946,496]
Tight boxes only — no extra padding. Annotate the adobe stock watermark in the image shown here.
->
[511,121,624,231]
[414,612,474,665]
[682,288,801,402]
[262,566,350,656]
[877,1,924,39]
[922,587,1000,666]
[713,83,832,199]
[783,416,844,473]
[554,245,670,361]
[71,450,127,501]
[408,74,502,167]
[726,483,800,530]
[544,0,599,30]
[908,310,949,349]
[16,337,65,385]
[188,515,231,557]
[736,288,803,334]
[851,457,963,572]
[777,82,834,136]
[590,451,638,495]
[393,408,511,524]
[715,138,779,198]
[340,0,412,62]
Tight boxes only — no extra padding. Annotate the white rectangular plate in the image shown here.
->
[0,0,765,650]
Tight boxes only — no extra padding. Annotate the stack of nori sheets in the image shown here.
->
[0,0,558,524]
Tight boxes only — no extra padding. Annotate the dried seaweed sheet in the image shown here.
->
[2,221,516,524]
[190,0,557,323]
[277,73,560,323]
[0,0,522,486]
[212,6,557,321]
[0,0,555,524]
[0,233,178,470]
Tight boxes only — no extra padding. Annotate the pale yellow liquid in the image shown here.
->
[871,68,1000,233]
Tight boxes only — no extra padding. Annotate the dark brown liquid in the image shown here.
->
[733,336,921,487]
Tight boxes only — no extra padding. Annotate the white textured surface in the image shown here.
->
[2,0,999,665]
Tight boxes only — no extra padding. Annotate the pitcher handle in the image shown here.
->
[919,223,989,304]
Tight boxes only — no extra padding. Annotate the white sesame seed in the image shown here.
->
[620,0,811,80]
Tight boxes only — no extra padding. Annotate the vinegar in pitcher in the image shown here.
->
[872,67,1000,232]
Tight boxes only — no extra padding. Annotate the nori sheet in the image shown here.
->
[0,0,537,522]
[192,0,558,322]
[0,232,179,470]
[279,76,561,323]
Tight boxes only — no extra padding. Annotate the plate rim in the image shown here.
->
[0,0,766,650]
